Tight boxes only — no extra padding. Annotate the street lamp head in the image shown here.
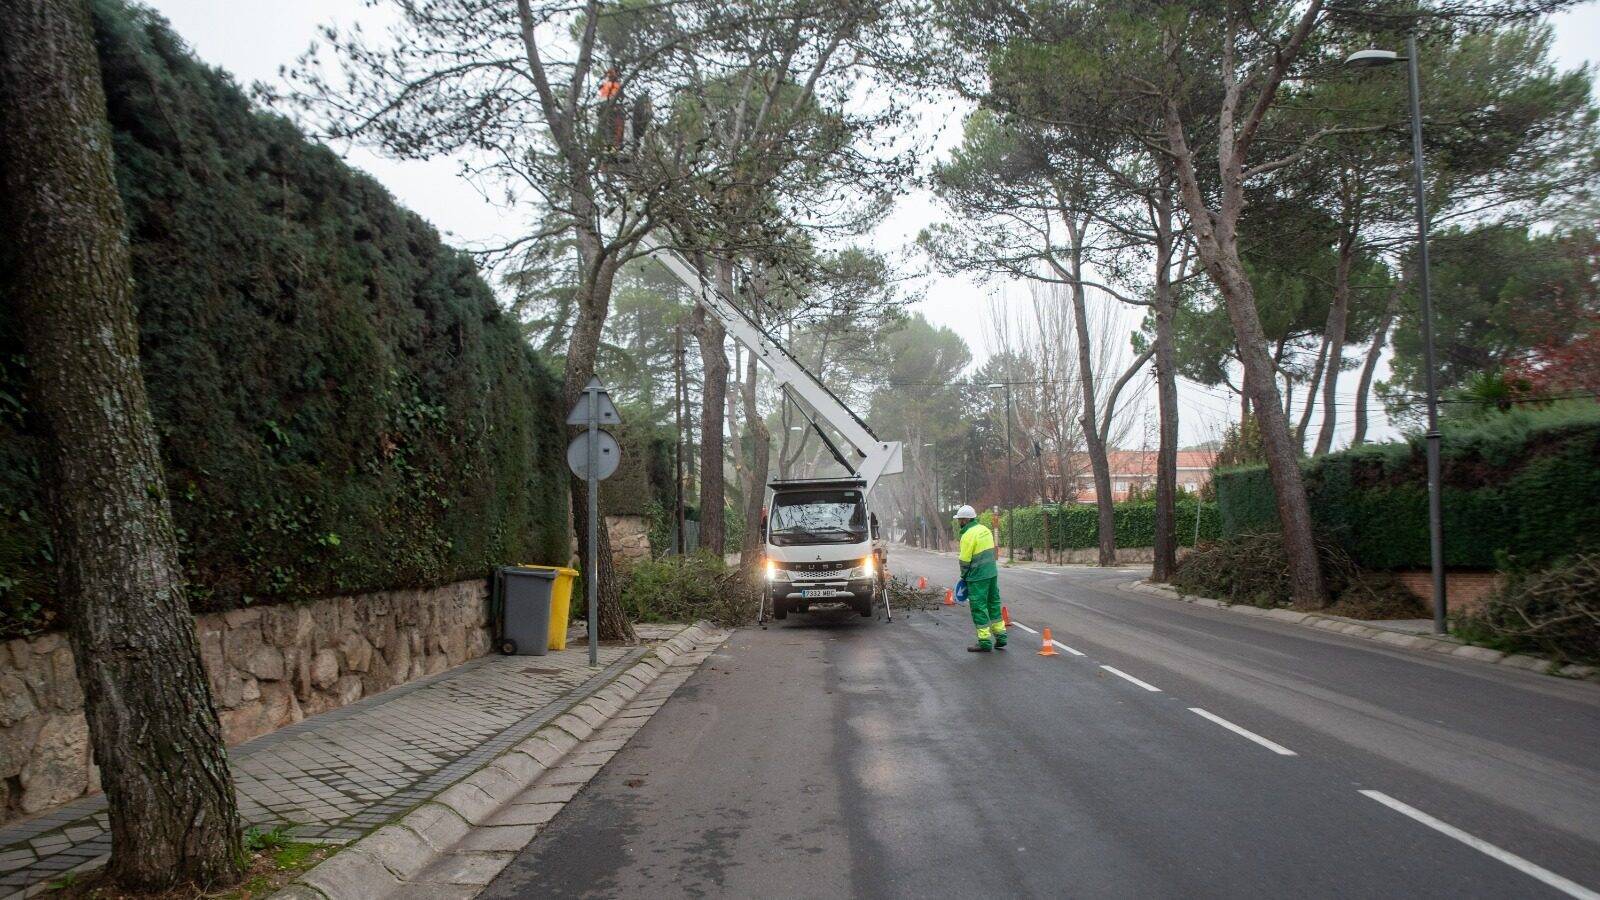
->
[1344,48,1403,69]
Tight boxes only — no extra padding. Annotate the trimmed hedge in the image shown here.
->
[999,501,1220,551]
[0,1,568,637]
[1215,405,1600,570]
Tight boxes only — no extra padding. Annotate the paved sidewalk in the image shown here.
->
[0,626,685,899]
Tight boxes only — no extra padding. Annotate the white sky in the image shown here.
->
[140,0,1600,449]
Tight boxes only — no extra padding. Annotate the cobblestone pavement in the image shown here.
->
[0,628,683,898]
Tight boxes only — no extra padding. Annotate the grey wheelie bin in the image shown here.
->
[495,566,556,656]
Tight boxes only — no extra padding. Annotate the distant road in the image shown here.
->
[482,546,1600,899]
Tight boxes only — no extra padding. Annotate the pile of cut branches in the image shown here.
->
[1171,533,1422,617]
[1458,554,1600,665]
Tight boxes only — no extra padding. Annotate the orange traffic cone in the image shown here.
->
[1002,605,1011,626]
[917,576,927,590]
[944,588,955,606]
[1038,627,1059,656]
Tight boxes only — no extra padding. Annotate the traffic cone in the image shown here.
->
[1038,627,1059,656]
[917,576,927,590]
[944,588,955,606]
[1002,605,1011,626]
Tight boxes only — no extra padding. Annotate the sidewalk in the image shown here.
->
[0,625,687,899]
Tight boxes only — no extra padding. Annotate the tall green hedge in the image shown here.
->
[999,501,1220,551]
[1215,405,1600,570]
[0,1,568,636]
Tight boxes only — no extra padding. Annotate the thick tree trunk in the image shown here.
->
[1150,192,1181,582]
[565,232,636,644]
[1314,231,1358,456]
[1166,112,1327,607]
[739,350,770,575]
[0,1,243,888]
[693,261,730,555]
[1063,226,1117,567]
[1352,273,1406,446]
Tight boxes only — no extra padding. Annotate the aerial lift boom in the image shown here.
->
[639,233,904,493]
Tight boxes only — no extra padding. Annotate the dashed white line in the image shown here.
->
[1099,665,1162,692]
[1009,622,1038,634]
[1359,790,1599,900]
[1050,639,1086,657]
[1188,708,1296,756]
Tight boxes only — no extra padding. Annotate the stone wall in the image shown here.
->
[0,579,491,824]
[606,515,653,567]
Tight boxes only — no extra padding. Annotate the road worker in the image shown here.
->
[954,505,1005,652]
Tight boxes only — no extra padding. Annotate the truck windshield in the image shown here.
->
[769,490,867,546]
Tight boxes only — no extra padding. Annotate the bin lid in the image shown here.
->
[514,564,580,578]
[501,566,557,580]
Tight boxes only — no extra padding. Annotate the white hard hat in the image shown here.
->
[954,504,978,520]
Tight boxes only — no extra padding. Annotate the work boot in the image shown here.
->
[967,642,993,653]
[994,635,1008,649]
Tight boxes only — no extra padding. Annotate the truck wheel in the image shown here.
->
[772,597,788,620]
[854,595,873,617]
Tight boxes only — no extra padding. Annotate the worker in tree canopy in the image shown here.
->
[597,67,625,148]
[954,505,1005,652]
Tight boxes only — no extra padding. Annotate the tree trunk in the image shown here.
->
[739,349,770,575]
[1166,112,1327,607]
[565,231,636,643]
[1064,222,1118,567]
[1294,333,1330,450]
[693,258,731,555]
[1353,272,1406,446]
[1150,191,1181,582]
[0,1,244,887]
[1314,230,1358,456]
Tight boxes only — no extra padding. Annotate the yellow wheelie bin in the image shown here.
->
[519,565,579,650]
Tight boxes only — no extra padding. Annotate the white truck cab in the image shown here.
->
[762,477,885,619]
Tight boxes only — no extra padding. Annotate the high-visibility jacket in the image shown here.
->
[959,519,998,582]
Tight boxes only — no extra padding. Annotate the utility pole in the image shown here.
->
[1004,382,1014,562]
[673,325,687,555]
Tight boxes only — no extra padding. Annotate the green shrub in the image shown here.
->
[1456,553,1600,665]
[620,554,758,627]
[1215,404,1600,570]
[999,501,1220,551]
[0,1,568,638]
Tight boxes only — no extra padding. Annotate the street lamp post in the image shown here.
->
[1347,36,1447,634]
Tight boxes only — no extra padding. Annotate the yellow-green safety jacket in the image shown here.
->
[958,519,998,582]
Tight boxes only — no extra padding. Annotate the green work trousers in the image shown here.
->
[967,576,1005,647]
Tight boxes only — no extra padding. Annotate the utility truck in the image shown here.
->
[641,235,903,621]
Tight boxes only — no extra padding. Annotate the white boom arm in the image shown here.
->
[640,233,903,495]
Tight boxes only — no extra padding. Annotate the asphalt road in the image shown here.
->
[482,547,1600,899]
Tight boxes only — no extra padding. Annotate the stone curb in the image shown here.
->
[272,622,726,900]
[1120,580,1599,684]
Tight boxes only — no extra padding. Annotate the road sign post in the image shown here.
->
[567,377,621,666]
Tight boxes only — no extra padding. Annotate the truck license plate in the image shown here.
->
[801,589,830,598]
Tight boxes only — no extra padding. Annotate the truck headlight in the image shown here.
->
[765,560,790,582]
[847,557,875,580]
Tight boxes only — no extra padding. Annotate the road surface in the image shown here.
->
[482,547,1600,899]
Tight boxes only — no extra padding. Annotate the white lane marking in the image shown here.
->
[1359,790,1599,900]
[1100,665,1162,692]
[1188,708,1296,756]
[1010,622,1039,634]
[1050,639,1086,657]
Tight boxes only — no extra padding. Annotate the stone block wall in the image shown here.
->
[0,579,491,824]
[606,515,653,567]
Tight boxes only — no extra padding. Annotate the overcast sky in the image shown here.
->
[140,0,1599,448]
